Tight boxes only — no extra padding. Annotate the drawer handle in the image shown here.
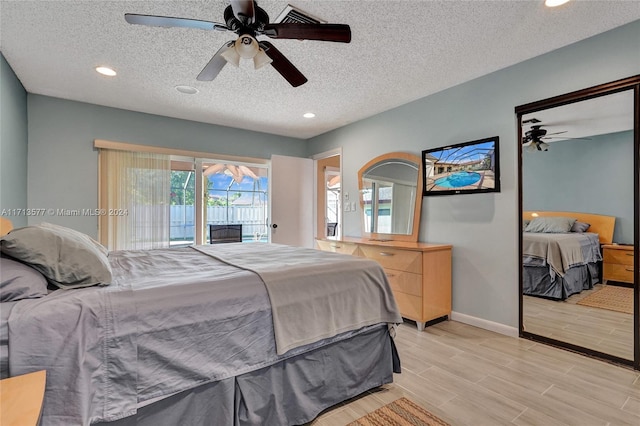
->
[625,267,634,272]
[379,252,395,257]
[330,244,341,248]
[385,273,396,278]
[626,253,634,256]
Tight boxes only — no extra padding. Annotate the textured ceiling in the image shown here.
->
[2,1,640,139]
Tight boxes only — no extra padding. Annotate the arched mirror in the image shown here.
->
[516,75,640,369]
[358,152,423,242]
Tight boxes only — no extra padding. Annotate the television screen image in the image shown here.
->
[422,136,500,196]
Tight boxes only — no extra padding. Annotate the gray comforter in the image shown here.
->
[522,232,602,278]
[7,244,400,425]
[194,243,402,355]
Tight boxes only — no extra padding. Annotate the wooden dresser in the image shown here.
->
[316,238,452,331]
[602,244,634,284]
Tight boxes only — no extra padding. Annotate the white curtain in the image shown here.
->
[99,149,171,250]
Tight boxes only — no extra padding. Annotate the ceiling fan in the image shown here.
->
[522,118,590,152]
[125,0,351,87]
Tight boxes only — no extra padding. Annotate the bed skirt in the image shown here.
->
[95,324,395,426]
[523,262,600,300]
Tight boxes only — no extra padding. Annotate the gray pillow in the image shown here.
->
[571,221,591,233]
[524,216,576,233]
[39,222,108,256]
[0,224,112,289]
[1,256,49,302]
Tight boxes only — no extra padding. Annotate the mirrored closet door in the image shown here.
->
[516,75,640,369]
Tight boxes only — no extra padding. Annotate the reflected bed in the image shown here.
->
[522,211,615,300]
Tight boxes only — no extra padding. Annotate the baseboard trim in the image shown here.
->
[450,311,519,338]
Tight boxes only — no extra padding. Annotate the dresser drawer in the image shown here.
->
[359,245,421,273]
[316,240,359,256]
[385,269,422,297]
[603,263,634,284]
[603,248,634,266]
[392,291,422,322]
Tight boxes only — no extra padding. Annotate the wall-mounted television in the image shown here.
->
[422,136,500,196]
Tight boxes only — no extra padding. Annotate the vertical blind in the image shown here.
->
[99,149,171,250]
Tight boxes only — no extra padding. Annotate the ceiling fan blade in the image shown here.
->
[544,131,568,136]
[197,41,234,81]
[262,24,351,43]
[544,136,592,141]
[259,41,307,87]
[125,13,227,31]
[230,0,255,25]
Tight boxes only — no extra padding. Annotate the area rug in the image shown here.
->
[576,285,633,314]
[348,397,450,426]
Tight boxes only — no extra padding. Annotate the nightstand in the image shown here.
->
[0,370,46,426]
[602,244,634,285]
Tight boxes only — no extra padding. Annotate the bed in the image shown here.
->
[522,211,615,300]
[0,222,402,426]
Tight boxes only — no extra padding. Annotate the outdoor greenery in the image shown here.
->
[170,171,195,205]
[170,171,241,207]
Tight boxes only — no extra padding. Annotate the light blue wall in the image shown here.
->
[0,54,28,227]
[26,95,306,237]
[523,131,634,244]
[307,20,640,329]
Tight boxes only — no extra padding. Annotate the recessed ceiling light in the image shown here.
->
[95,66,117,77]
[303,112,316,118]
[175,85,199,95]
[545,0,570,7]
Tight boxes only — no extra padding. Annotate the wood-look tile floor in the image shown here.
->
[523,284,634,360]
[308,320,640,426]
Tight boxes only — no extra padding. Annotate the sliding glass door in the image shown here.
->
[202,161,269,243]
[168,158,269,246]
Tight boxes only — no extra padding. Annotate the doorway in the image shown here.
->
[314,149,342,242]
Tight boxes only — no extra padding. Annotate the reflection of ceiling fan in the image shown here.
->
[522,118,590,152]
[125,0,351,87]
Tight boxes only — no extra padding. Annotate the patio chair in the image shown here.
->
[209,224,242,244]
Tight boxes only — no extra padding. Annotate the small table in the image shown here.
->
[0,370,46,426]
[602,244,634,285]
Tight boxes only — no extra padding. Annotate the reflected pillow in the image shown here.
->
[524,217,576,233]
[0,256,49,302]
[0,224,112,289]
[571,221,591,233]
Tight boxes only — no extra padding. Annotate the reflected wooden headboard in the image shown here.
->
[523,211,615,244]
[0,218,13,237]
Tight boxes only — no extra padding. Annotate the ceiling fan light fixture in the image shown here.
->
[221,46,241,67]
[537,141,550,151]
[253,48,272,69]
[235,34,259,59]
